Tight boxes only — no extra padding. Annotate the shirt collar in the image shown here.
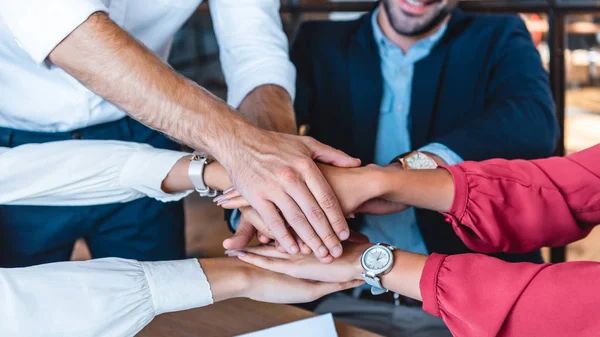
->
[371,7,448,57]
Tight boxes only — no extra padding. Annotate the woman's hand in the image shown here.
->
[200,257,364,304]
[226,242,373,283]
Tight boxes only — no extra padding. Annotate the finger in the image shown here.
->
[284,173,343,258]
[233,245,292,259]
[258,232,271,244]
[302,167,350,243]
[304,137,361,168]
[251,200,300,254]
[275,240,287,253]
[222,216,257,250]
[271,193,329,258]
[295,234,313,255]
[218,196,251,209]
[237,252,293,277]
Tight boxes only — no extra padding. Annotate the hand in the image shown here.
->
[224,207,330,262]
[227,242,373,283]
[218,164,409,216]
[243,263,365,304]
[200,257,364,304]
[219,127,361,259]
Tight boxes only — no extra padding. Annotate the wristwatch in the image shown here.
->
[360,243,396,295]
[188,153,218,197]
[398,151,438,170]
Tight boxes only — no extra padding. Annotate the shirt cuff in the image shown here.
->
[439,164,469,224]
[419,143,464,166]
[420,253,448,318]
[120,146,193,202]
[2,0,108,64]
[141,259,213,316]
[226,61,296,108]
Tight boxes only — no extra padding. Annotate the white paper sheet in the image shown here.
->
[236,313,339,337]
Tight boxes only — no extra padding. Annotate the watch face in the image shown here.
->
[405,152,437,170]
[362,245,393,272]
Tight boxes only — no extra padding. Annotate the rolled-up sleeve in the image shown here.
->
[0,0,108,64]
[208,0,296,108]
[0,258,213,337]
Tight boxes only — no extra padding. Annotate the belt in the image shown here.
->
[343,288,422,307]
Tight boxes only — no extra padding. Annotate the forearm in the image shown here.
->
[48,12,249,159]
[378,167,454,212]
[238,85,297,134]
[380,250,428,301]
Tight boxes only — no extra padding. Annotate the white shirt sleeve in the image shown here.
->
[0,258,213,337]
[0,140,193,206]
[0,0,108,64]
[209,0,296,107]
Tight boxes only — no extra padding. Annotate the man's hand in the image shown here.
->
[218,129,360,260]
[218,163,410,216]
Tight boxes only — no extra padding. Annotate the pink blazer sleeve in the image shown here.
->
[419,145,600,337]
[442,144,600,253]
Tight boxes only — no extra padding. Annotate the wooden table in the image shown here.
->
[138,298,381,337]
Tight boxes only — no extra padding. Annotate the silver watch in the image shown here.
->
[360,243,395,295]
[188,153,218,197]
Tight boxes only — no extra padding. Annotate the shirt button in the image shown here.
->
[396,104,404,111]
[71,131,83,139]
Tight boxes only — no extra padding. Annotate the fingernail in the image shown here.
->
[348,213,356,219]
[213,195,225,203]
[223,186,235,194]
[332,246,342,257]
[289,245,300,254]
[318,245,328,257]
[339,230,350,240]
[216,199,229,206]
[225,250,246,257]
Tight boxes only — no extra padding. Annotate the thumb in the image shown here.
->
[304,137,361,168]
[223,217,257,250]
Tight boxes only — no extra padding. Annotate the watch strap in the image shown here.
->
[188,153,218,197]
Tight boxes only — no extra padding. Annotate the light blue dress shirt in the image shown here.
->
[231,11,463,254]
[361,9,463,254]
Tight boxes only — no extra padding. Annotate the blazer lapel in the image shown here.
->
[346,14,384,164]
[410,9,467,149]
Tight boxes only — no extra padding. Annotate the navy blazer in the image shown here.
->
[291,9,559,261]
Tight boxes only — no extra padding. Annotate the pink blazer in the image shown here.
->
[420,144,600,337]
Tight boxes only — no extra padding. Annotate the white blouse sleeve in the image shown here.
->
[209,0,296,108]
[0,140,193,206]
[0,258,213,337]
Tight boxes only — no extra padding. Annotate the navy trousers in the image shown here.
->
[0,117,186,267]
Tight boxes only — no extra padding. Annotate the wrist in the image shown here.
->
[161,155,194,193]
[349,243,374,280]
[199,258,249,303]
[203,162,231,191]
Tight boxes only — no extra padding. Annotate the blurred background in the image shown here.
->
[71,0,600,263]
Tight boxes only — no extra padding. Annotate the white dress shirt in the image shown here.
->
[0,0,295,132]
[0,140,213,337]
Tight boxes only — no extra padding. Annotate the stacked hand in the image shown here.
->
[216,163,410,257]
[225,242,373,284]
